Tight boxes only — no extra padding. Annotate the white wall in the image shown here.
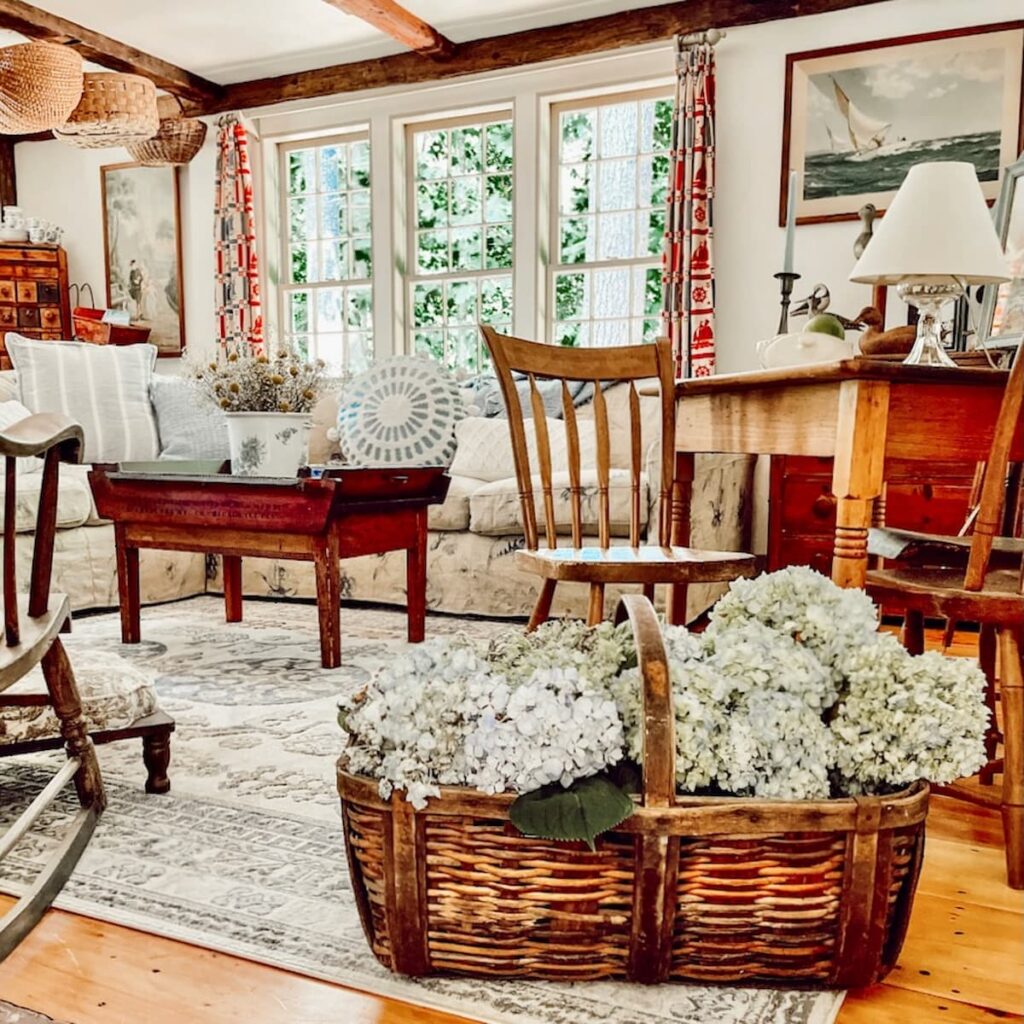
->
[14,125,217,367]
[13,0,1020,375]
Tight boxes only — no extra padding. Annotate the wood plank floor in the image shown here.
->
[1,633,1021,1023]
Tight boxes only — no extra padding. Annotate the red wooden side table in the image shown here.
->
[88,464,450,669]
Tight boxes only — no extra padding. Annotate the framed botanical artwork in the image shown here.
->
[980,151,1024,349]
[780,22,1024,226]
[101,162,185,356]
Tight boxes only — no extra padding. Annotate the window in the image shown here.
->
[407,114,514,372]
[281,134,372,372]
[550,91,673,348]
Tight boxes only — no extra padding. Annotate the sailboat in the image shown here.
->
[830,77,909,161]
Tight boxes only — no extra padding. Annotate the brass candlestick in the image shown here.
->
[774,271,801,334]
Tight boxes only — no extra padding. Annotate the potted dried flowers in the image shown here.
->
[336,568,989,985]
[193,350,327,476]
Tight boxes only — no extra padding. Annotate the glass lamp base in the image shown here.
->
[896,282,959,368]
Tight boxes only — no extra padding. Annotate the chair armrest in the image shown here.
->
[0,414,83,464]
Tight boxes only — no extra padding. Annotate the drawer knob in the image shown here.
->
[812,494,836,518]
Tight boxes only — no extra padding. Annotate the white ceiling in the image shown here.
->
[17,0,680,84]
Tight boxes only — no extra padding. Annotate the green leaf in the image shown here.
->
[509,772,635,851]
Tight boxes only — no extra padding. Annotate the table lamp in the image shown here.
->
[849,161,1009,367]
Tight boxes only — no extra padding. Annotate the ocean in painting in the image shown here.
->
[804,130,1001,200]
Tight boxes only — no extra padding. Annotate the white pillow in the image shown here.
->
[450,415,598,483]
[6,336,161,464]
[0,398,37,475]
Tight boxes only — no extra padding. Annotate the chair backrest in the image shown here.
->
[964,343,1023,592]
[1,414,83,649]
[481,326,676,551]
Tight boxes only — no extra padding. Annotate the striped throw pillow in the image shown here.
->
[6,336,160,464]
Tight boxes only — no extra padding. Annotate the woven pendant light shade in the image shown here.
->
[0,41,84,135]
[53,72,159,149]
[126,116,207,165]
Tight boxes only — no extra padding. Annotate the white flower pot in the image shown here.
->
[224,412,312,477]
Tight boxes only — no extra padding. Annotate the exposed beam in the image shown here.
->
[322,0,454,59]
[0,0,222,104]
[216,0,890,115]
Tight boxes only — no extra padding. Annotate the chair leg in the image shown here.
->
[586,583,605,626]
[900,610,925,656]
[143,729,172,794]
[997,627,1023,889]
[980,623,1002,786]
[527,580,557,633]
[40,639,105,812]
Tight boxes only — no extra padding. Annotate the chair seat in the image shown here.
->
[868,527,1023,568]
[0,594,71,692]
[0,645,158,746]
[515,545,756,584]
[866,566,1024,628]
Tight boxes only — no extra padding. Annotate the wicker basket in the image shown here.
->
[126,116,207,166]
[0,41,83,134]
[53,72,159,149]
[337,594,929,988]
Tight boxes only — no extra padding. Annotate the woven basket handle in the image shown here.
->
[614,595,676,809]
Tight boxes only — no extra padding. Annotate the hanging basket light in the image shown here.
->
[0,41,84,135]
[126,114,207,166]
[53,72,159,149]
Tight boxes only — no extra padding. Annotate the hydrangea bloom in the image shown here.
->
[339,569,989,809]
[464,666,624,793]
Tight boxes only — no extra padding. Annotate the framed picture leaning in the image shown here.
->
[101,162,185,356]
[980,150,1024,350]
[780,22,1024,226]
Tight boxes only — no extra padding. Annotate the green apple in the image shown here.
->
[805,313,846,338]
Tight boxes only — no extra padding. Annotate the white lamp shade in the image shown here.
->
[849,161,1010,286]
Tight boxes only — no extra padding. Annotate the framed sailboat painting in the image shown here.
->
[780,22,1024,225]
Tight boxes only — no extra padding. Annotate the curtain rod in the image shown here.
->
[677,29,725,47]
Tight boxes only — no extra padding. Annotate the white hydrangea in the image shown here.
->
[831,632,988,794]
[710,565,879,674]
[339,639,492,808]
[464,666,624,794]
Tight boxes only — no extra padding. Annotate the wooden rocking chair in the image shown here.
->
[0,413,105,958]
[865,343,1024,888]
[481,328,755,627]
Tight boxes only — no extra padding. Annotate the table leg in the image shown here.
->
[314,533,341,669]
[831,380,889,589]
[667,450,694,625]
[222,555,243,623]
[114,524,140,644]
[406,510,427,643]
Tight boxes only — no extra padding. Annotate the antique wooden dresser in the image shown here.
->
[0,244,72,370]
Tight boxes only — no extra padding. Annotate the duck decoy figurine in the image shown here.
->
[853,203,877,260]
[791,283,866,330]
[855,306,917,357]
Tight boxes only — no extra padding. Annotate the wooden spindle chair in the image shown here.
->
[0,413,105,958]
[865,343,1024,889]
[481,327,755,628]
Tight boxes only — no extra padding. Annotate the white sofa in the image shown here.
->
[0,368,754,623]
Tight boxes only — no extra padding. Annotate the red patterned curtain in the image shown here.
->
[214,114,264,355]
[662,37,716,378]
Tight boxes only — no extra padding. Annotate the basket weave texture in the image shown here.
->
[126,117,207,165]
[0,41,83,135]
[337,595,929,988]
[53,72,159,148]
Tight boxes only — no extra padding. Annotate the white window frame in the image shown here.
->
[547,86,672,348]
[403,108,515,370]
[278,129,373,370]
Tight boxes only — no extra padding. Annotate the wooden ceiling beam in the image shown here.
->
[322,0,454,59]
[214,0,890,115]
[0,0,222,104]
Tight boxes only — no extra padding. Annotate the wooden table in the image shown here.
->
[88,465,450,668]
[670,359,1020,591]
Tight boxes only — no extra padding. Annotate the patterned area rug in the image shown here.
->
[0,597,843,1024]
[0,1003,65,1024]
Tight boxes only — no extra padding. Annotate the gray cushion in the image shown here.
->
[151,374,229,460]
